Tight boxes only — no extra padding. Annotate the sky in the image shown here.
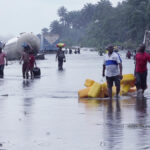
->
[0,0,124,38]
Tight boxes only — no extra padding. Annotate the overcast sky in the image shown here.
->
[0,0,124,37]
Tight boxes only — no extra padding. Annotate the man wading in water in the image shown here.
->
[102,45,123,100]
[135,44,150,97]
[56,47,66,70]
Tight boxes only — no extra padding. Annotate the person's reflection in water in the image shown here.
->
[108,100,113,114]
[22,80,32,88]
[22,80,34,115]
[23,97,34,116]
[23,80,30,87]
[135,97,149,149]
[116,99,121,113]
[136,97,147,113]
[58,68,65,72]
[57,69,66,81]
[103,100,123,150]
[21,97,34,143]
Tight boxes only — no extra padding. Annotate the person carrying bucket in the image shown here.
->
[102,45,123,100]
[56,43,66,70]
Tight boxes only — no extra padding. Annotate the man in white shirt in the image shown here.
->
[102,45,122,100]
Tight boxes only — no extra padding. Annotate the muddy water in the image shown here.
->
[0,50,150,150]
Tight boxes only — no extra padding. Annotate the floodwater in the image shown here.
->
[0,50,150,150]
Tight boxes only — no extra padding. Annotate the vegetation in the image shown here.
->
[42,0,150,49]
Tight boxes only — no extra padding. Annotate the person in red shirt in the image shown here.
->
[135,44,150,96]
[29,51,36,79]
[0,43,8,78]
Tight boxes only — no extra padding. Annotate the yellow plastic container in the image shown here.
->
[121,74,135,86]
[128,86,136,93]
[88,82,101,98]
[79,73,136,98]
[120,84,131,95]
[112,86,116,97]
[84,79,95,87]
[78,87,90,98]
[99,82,108,98]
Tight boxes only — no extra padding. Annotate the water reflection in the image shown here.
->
[79,98,123,110]
[136,97,147,113]
[22,80,32,88]
[78,98,102,109]
[0,51,149,150]
[135,98,150,149]
[78,98,123,149]
[23,97,34,115]
[104,100,123,150]
[116,99,121,113]
[57,69,66,78]
[0,79,4,86]
[22,80,35,116]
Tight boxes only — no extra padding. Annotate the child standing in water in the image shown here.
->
[20,43,30,79]
[29,51,36,79]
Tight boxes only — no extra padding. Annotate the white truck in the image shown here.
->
[4,32,40,60]
[143,30,150,52]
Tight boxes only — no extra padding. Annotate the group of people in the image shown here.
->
[65,48,80,54]
[1,40,150,99]
[126,50,132,59]
[126,50,136,59]
[0,41,37,79]
[102,44,150,100]
[20,43,37,79]
[56,47,80,70]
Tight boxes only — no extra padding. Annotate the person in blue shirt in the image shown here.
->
[102,45,123,100]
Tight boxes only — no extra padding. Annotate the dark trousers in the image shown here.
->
[106,75,121,95]
[0,65,4,78]
[22,62,29,79]
[58,59,63,70]
[135,71,147,90]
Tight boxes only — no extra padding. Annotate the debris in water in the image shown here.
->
[1,94,8,96]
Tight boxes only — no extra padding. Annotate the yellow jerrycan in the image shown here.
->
[88,82,101,98]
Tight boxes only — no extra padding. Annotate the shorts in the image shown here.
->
[135,71,147,90]
[106,75,120,89]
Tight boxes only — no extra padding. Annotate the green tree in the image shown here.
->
[57,6,67,26]
[42,28,49,34]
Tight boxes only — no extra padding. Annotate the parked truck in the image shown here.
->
[4,32,40,60]
[143,30,150,53]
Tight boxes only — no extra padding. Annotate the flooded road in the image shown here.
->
[0,50,150,150]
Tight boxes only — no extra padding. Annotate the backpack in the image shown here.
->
[58,50,65,59]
